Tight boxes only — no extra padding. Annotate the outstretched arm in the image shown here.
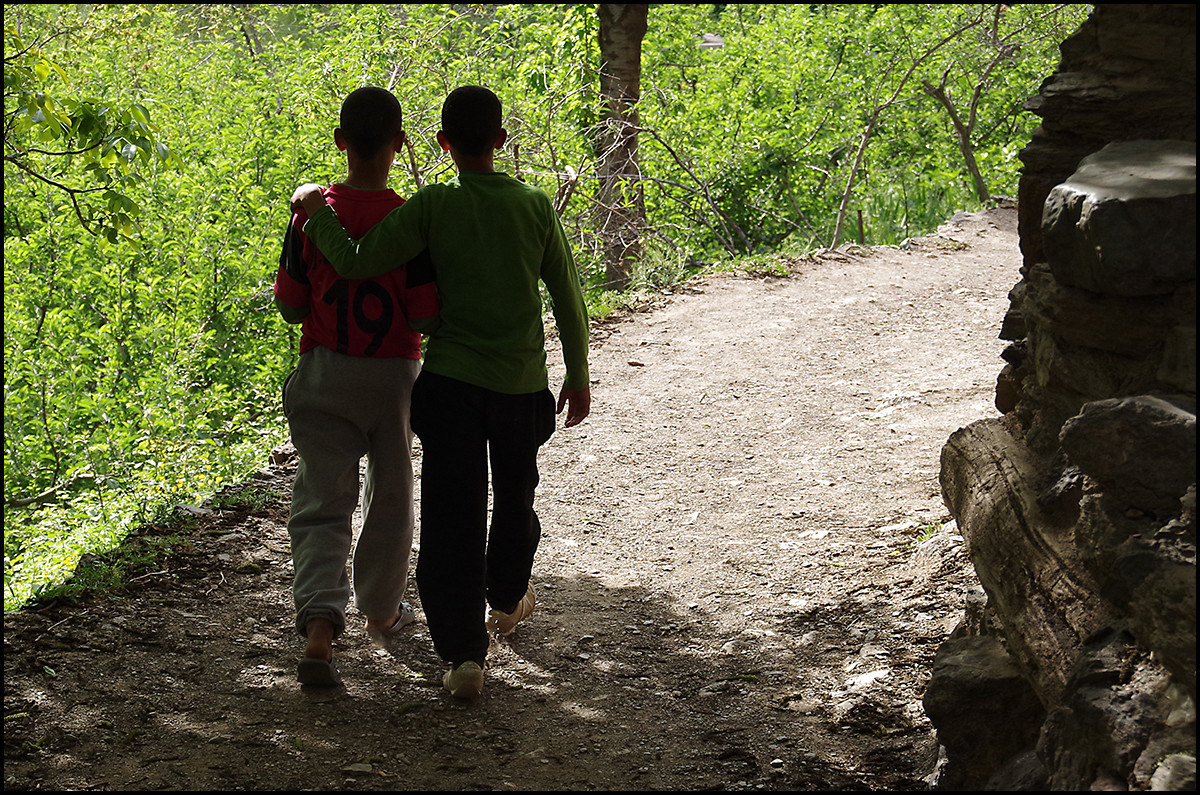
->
[541,202,591,409]
[288,183,426,280]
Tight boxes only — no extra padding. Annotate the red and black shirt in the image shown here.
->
[274,184,437,359]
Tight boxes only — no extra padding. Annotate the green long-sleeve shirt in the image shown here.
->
[303,171,589,395]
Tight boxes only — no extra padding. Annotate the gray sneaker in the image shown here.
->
[443,661,484,699]
[368,602,417,646]
[487,584,536,637]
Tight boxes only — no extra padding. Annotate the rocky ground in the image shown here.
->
[4,208,1020,791]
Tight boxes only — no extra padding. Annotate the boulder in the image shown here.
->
[1042,141,1196,297]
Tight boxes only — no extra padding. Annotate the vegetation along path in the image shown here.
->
[3,208,1019,791]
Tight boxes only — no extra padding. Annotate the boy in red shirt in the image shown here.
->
[273,86,437,687]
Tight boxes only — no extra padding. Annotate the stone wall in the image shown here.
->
[925,5,1196,790]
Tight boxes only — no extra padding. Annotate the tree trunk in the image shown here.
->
[596,3,648,290]
[922,81,991,204]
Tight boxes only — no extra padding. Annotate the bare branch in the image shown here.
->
[10,139,106,158]
[637,126,750,252]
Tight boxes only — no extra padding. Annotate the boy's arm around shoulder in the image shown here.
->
[292,182,428,280]
[402,247,441,336]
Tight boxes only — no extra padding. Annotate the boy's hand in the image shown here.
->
[290,183,326,216]
[556,387,591,428]
[557,387,591,427]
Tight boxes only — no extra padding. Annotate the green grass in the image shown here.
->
[210,484,285,512]
[579,244,713,320]
[738,253,795,278]
[914,521,943,543]
[38,524,192,605]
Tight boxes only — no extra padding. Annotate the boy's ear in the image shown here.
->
[494,127,508,150]
[393,129,407,152]
[436,130,451,152]
[334,127,348,152]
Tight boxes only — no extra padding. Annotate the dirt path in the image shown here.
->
[3,208,1019,791]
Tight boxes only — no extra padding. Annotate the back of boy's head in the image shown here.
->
[339,86,403,158]
[441,86,502,156]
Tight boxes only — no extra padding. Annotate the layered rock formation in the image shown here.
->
[925,6,1196,790]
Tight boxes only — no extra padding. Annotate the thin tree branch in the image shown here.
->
[831,11,986,247]
[1,154,101,233]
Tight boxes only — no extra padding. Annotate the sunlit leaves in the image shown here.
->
[4,13,182,242]
[634,4,1087,253]
[3,4,303,608]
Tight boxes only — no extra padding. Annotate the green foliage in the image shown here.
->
[740,254,793,280]
[210,484,285,513]
[4,6,183,241]
[636,3,1087,253]
[3,3,1090,609]
[580,240,701,320]
[31,519,193,606]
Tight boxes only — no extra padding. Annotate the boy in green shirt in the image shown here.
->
[292,85,591,699]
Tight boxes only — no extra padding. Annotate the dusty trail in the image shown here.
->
[4,208,1019,791]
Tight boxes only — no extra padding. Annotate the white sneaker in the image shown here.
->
[443,661,484,699]
[487,584,536,637]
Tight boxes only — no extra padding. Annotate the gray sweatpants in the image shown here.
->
[283,345,421,638]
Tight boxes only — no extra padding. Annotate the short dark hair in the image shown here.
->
[441,85,502,156]
[339,86,403,158]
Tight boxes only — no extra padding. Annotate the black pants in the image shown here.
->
[410,371,556,666]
